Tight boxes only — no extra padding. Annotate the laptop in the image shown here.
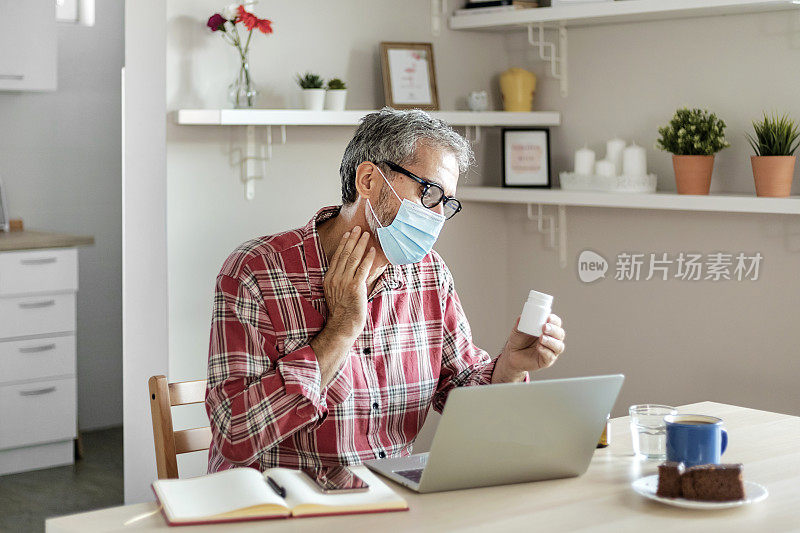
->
[364,374,624,493]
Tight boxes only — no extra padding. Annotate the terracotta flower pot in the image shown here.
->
[672,155,714,195]
[751,156,796,197]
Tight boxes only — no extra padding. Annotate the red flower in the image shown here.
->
[237,5,273,34]
[257,18,273,34]
[237,5,257,30]
[206,13,225,31]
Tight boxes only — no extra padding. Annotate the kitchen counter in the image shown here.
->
[0,231,95,252]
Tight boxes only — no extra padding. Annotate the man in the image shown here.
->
[206,108,566,473]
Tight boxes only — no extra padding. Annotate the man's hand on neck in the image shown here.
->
[318,203,388,293]
[312,205,388,388]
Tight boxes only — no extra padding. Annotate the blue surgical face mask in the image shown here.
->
[366,166,446,265]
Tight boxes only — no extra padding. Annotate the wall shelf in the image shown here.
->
[173,109,561,127]
[458,186,800,215]
[449,0,798,97]
[459,185,799,269]
[174,109,560,200]
[449,0,798,30]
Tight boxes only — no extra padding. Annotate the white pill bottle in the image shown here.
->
[517,290,553,337]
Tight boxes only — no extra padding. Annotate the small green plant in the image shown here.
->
[746,113,800,157]
[327,77,347,90]
[656,108,730,156]
[296,72,324,89]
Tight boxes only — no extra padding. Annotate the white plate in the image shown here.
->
[632,474,768,510]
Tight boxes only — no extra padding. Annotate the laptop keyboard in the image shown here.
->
[393,468,424,484]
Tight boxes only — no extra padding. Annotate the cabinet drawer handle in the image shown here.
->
[19,386,57,397]
[18,300,56,309]
[0,74,24,80]
[20,257,57,265]
[19,343,57,354]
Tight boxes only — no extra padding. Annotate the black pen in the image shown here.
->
[266,476,287,498]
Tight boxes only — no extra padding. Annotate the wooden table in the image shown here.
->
[46,402,800,532]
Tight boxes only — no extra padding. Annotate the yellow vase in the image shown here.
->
[499,68,537,112]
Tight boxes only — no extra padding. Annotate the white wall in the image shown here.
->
[123,0,169,504]
[442,12,800,417]
[0,0,124,430]
[143,1,800,498]
[164,0,513,476]
[165,0,509,388]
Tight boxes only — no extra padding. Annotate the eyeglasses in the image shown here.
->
[382,161,462,220]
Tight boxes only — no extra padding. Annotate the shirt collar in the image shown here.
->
[370,263,405,299]
[303,206,339,300]
[302,206,405,301]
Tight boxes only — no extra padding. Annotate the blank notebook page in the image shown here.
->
[154,468,282,519]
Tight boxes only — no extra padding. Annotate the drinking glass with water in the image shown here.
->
[629,404,677,460]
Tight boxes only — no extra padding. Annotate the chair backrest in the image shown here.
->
[148,375,212,479]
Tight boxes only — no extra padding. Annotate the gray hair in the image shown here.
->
[339,107,474,204]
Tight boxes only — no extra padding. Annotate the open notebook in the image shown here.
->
[151,465,408,526]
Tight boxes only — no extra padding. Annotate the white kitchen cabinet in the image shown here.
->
[0,377,77,450]
[0,0,57,91]
[0,231,93,476]
[0,335,76,384]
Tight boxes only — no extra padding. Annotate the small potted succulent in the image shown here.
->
[296,72,325,111]
[325,77,348,111]
[746,113,799,197]
[656,108,730,195]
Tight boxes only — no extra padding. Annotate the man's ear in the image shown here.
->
[354,161,381,200]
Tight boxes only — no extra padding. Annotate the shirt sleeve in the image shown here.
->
[205,272,329,467]
[431,270,500,413]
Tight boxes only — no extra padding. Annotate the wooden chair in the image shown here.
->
[148,375,212,479]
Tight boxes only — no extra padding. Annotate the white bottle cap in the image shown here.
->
[526,290,553,307]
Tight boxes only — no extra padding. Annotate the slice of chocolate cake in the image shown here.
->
[680,464,745,501]
[656,462,685,498]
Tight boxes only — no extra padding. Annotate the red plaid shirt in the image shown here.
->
[206,206,500,473]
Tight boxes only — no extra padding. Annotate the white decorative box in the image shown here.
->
[551,0,613,6]
[559,172,658,193]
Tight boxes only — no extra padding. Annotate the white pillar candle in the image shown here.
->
[595,159,616,178]
[622,143,647,177]
[574,146,596,176]
[605,137,626,176]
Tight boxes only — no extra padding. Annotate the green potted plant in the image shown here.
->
[656,108,730,195]
[296,72,325,111]
[746,113,799,197]
[325,77,348,111]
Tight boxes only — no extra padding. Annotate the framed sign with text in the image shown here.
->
[502,128,551,188]
[380,42,439,110]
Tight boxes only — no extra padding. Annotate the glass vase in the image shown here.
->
[228,57,258,109]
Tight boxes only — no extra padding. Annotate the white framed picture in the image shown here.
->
[502,128,551,188]
[380,42,439,110]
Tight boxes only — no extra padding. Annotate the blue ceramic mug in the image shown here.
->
[665,414,728,467]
